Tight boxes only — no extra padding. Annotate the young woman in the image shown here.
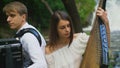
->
[45,8,110,68]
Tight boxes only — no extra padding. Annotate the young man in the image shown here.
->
[3,1,47,68]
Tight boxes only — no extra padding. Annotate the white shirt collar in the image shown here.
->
[16,22,29,33]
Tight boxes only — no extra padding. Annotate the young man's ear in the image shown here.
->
[22,14,27,21]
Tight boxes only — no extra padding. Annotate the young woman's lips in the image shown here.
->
[65,33,69,36]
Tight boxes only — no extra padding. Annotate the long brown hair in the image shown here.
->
[48,10,74,49]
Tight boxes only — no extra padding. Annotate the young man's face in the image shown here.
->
[5,10,26,30]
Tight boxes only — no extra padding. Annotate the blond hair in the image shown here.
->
[3,1,28,17]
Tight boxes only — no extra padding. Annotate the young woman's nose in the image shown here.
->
[65,27,69,32]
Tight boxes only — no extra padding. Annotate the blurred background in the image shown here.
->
[0,0,120,68]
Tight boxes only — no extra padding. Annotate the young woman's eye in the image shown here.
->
[60,27,65,29]
[67,24,70,28]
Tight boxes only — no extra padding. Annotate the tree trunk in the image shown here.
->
[61,0,83,33]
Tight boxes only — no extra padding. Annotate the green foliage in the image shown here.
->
[37,0,65,29]
[27,0,65,29]
[2,0,14,3]
[21,0,51,29]
[46,0,65,11]
[75,0,95,27]
[0,0,95,37]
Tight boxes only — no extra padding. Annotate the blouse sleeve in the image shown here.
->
[70,33,89,56]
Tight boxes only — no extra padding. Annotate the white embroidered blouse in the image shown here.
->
[45,33,89,68]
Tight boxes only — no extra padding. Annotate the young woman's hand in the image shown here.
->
[96,7,109,25]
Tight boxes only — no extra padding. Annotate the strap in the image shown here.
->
[99,23,109,66]
[15,28,42,46]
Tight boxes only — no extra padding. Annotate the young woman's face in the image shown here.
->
[57,20,71,39]
[5,10,26,30]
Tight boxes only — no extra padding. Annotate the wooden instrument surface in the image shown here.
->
[80,0,109,68]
